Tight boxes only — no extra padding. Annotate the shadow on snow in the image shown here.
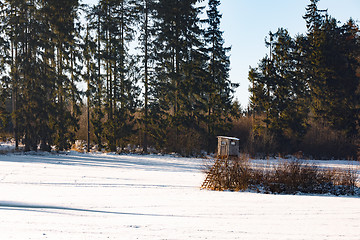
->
[0,201,190,218]
[0,152,202,173]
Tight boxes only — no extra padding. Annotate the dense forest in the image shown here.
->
[0,0,359,159]
[248,0,360,159]
[0,0,236,155]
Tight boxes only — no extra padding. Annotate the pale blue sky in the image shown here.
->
[83,0,360,107]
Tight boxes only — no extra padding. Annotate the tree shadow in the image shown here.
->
[0,201,191,218]
[0,152,202,173]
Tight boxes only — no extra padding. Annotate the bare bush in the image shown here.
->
[202,158,360,196]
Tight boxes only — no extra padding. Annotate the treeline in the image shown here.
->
[0,0,238,154]
[248,0,360,159]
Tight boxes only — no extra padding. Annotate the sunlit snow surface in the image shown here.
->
[0,151,360,239]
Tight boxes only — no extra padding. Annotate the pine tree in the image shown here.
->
[87,0,140,152]
[3,0,49,151]
[249,0,360,153]
[0,3,10,137]
[304,0,360,137]
[249,29,310,149]
[1,0,20,148]
[40,0,81,151]
[0,0,82,151]
[86,4,105,150]
[83,24,95,152]
[138,0,156,153]
[153,0,208,154]
[0,19,10,134]
[269,29,309,142]
[204,0,234,151]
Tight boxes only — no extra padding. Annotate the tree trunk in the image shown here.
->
[143,0,149,153]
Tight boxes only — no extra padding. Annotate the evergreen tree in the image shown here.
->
[82,24,96,152]
[249,0,360,154]
[304,0,360,137]
[0,0,81,151]
[86,4,105,150]
[138,0,156,153]
[40,0,81,151]
[153,0,208,154]
[2,0,48,151]
[269,29,309,142]
[0,5,7,132]
[204,0,234,151]
[88,0,140,152]
[0,20,10,134]
[0,0,20,148]
[249,29,310,148]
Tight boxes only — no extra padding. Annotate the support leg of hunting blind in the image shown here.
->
[201,156,228,190]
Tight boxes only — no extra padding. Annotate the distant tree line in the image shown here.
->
[0,0,237,154]
[248,0,360,158]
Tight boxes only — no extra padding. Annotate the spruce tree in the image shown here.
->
[2,0,48,151]
[153,0,208,154]
[204,0,234,151]
[138,0,156,153]
[41,0,81,151]
[304,0,360,137]
[86,4,105,150]
[87,0,140,152]
[83,24,95,152]
[0,0,82,151]
[0,21,10,134]
[1,0,20,148]
[249,29,310,149]
[269,29,309,142]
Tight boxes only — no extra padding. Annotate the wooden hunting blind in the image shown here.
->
[201,136,241,190]
[217,136,240,157]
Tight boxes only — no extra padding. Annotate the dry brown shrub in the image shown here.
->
[203,158,360,195]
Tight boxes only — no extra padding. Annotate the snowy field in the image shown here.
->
[1,150,360,240]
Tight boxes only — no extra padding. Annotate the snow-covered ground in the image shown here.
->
[1,151,360,239]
